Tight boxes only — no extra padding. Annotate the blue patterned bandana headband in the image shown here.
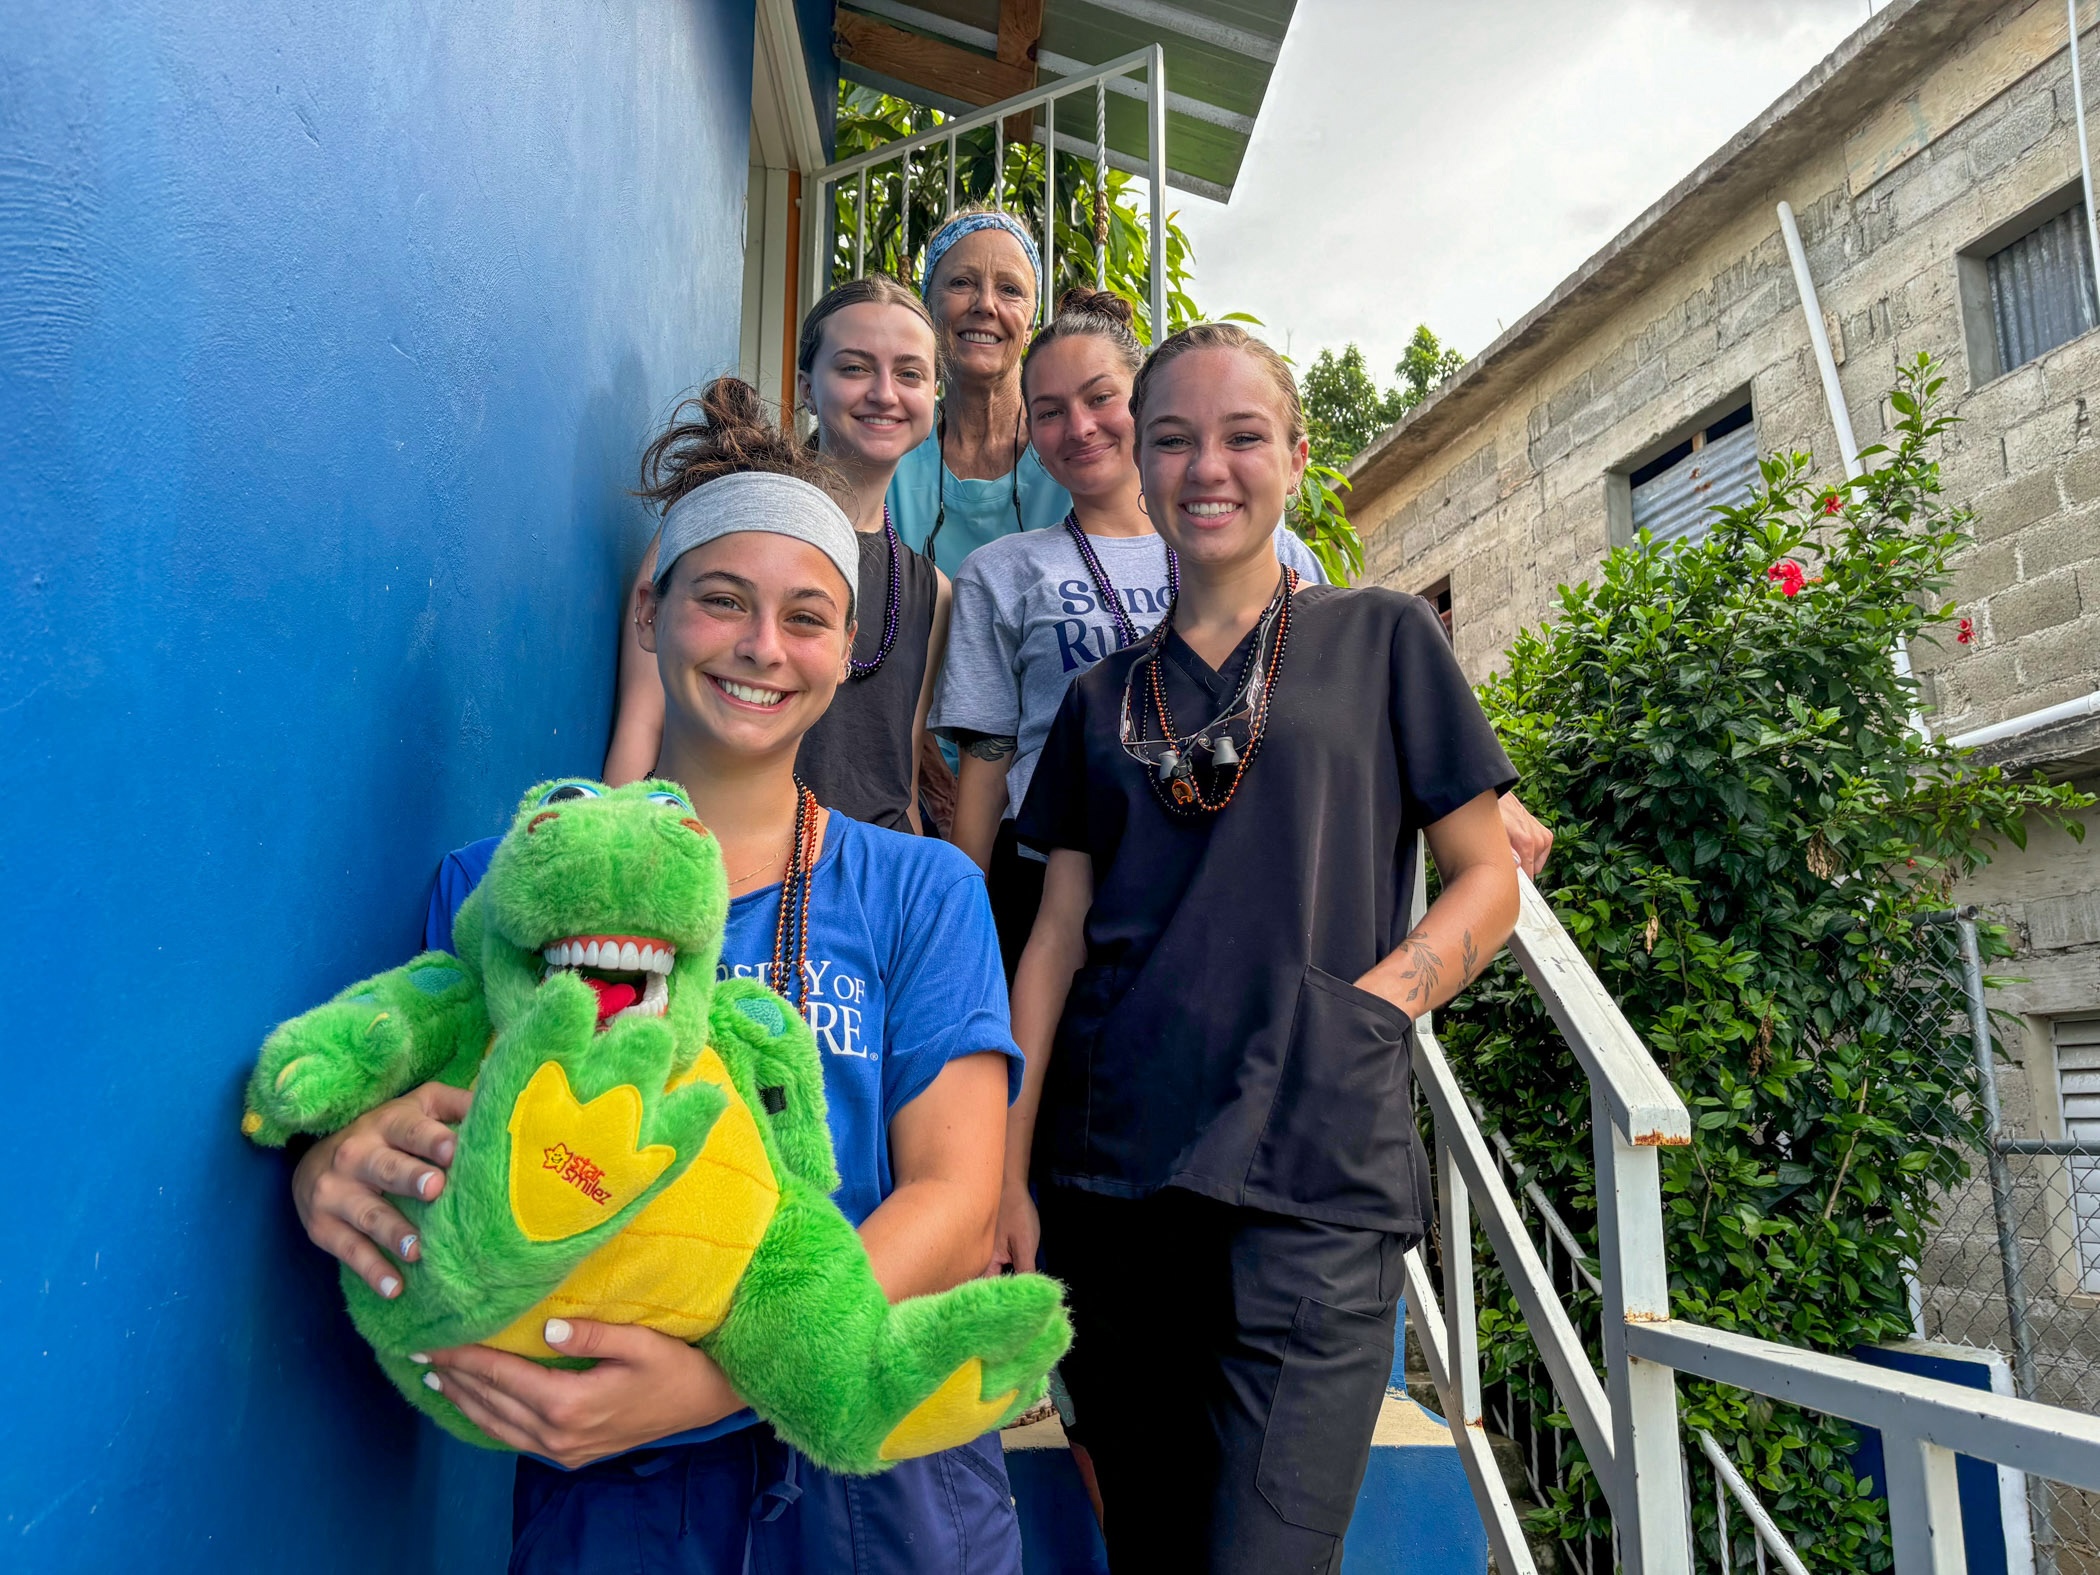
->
[919,212,1043,303]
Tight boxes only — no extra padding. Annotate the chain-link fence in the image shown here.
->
[1907,908,2100,1575]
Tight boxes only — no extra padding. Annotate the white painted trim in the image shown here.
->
[755,0,825,174]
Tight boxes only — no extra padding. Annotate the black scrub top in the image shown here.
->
[1014,586,1515,1235]
[796,527,938,832]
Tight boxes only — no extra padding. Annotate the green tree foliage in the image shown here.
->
[1301,345,1394,471]
[829,86,1363,583]
[1394,323,1467,411]
[1437,357,2091,1569]
[1301,326,1465,472]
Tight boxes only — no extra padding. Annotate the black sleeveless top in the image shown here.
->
[797,526,939,832]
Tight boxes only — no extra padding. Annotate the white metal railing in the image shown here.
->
[1410,865,2100,1573]
[807,45,1169,337]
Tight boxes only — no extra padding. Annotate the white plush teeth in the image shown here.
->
[614,971,671,1021]
[544,936,677,972]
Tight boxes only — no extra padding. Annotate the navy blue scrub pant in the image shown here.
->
[509,1426,1022,1575]
[1041,1184,1408,1575]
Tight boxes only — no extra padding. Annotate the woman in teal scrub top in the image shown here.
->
[888,208,1071,576]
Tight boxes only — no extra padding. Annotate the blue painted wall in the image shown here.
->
[0,1,763,1568]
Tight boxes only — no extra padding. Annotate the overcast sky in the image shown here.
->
[1178,0,1880,382]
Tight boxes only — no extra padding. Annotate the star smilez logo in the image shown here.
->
[507,1062,677,1241]
[541,1142,616,1205]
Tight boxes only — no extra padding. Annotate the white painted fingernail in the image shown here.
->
[417,1172,438,1198]
[423,1372,442,1392]
[408,1352,430,1364]
[379,1275,401,1298]
[544,1318,572,1346]
[400,1234,419,1258]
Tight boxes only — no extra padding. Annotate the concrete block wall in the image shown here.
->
[1358,0,2100,739]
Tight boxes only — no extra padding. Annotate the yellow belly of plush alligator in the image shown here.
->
[484,1047,778,1359]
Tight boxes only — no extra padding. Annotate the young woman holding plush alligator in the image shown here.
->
[291,379,1031,1573]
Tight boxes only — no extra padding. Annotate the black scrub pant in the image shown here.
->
[1039,1184,1406,1575]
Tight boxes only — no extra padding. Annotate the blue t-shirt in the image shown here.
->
[885,429,1071,577]
[422,812,1022,1448]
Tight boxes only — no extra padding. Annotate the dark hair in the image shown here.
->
[795,274,942,382]
[1129,322,1308,449]
[1021,288,1143,399]
[635,377,850,515]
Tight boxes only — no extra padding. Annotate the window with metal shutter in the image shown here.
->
[1628,406,1759,548]
[1988,204,2099,373]
[2057,1013,2100,1294]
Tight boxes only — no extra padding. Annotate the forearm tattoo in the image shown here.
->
[1391,926,1485,1012]
[962,734,1017,761]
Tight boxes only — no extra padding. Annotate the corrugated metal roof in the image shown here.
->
[1630,423,1760,548]
[836,0,1299,201]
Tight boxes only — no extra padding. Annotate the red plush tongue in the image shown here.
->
[581,975,639,1027]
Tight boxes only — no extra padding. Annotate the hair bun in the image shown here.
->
[697,376,771,436]
[1057,287,1134,326]
[636,376,851,513]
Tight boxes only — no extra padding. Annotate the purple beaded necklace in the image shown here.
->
[848,505,904,680]
[1064,510,1179,650]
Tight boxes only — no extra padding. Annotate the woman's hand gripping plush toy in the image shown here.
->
[242,779,1069,1474]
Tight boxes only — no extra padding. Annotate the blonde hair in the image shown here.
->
[1129,322,1308,449]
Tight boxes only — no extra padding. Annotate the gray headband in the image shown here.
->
[654,471,859,619]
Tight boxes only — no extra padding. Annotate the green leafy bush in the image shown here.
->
[1439,356,2092,1569]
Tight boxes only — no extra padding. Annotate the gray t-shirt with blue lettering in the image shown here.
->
[931,523,1326,820]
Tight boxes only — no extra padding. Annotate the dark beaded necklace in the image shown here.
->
[1138,568,1298,818]
[847,505,903,681]
[767,778,819,1016]
[1063,510,1178,650]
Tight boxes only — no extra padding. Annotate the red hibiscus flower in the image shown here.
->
[1957,617,1974,645]
[1823,494,1844,515]
[1767,560,1806,597]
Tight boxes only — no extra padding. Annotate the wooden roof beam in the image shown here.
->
[834,10,1035,109]
[996,0,1045,144]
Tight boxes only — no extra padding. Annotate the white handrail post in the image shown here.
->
[1041,93,1055,325]
[1146,44,1169,342]
[854,168,867,277]
[803,170,828,321]
[1884,1434,1969,1575]
[1593,1089,1691,1572]
[1439,1132,1483,1428]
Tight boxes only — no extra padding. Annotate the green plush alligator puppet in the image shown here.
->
[242,778,1069,1473]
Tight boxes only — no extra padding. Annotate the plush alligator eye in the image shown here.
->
[538,781,603,806]
[647,789,692,812]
